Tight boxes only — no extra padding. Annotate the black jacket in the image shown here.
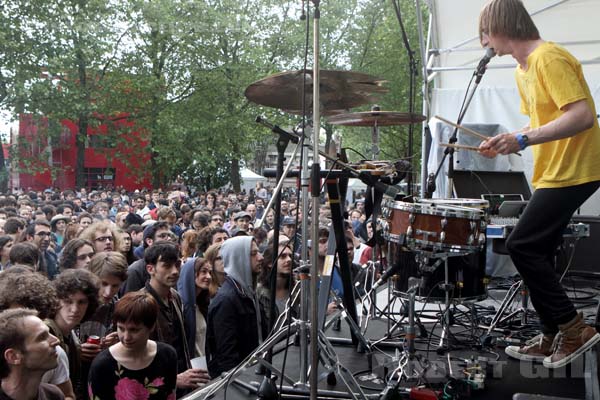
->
[207,276,263,378]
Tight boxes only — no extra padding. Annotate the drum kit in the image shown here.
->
[380,196,490,357]
[383,198,489,304]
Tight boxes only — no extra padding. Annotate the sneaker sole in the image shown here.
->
[505,345,547,362]
[543,333,600,369]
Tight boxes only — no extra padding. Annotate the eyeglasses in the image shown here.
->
[36,232,52,237]
[94,236,114,243]
[76,252,95,261]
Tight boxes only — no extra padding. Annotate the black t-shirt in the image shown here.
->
[0,383,64,400]
[88,342,177,400]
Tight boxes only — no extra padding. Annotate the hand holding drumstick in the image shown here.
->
[435,115,521,157]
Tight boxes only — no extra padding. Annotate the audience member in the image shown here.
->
[140,242,209,393]
[0,309,64,399]
[88,292,177,399]
[207,236,265,378]
[58,239,95,271]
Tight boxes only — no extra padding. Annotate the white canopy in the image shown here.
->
[421,0,600,213]
[240,168,267,193]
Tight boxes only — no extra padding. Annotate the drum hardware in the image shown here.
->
[377,197,490,354]
[327,110,426,127]
[480,279,533,346]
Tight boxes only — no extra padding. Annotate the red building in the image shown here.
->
[12,114,152,191]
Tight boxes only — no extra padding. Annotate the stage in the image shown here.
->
[184,276,598,400]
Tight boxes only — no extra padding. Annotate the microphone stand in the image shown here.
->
[309,2,321,399]
[427,61,489,198]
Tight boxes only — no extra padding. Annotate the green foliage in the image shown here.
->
[0,0,428,189]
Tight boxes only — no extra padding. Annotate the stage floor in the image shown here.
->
[185,276,597,399]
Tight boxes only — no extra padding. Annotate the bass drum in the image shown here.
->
[388,242,488,303]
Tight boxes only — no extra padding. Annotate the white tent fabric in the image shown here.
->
[423,0,600,214]
[240,168,267,193]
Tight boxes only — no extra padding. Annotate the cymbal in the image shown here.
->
[326,111,426,126]
[244,70,388,115]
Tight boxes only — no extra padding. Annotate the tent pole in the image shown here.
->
[415,0,431,197]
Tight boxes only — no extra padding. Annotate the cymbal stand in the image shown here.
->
[381,278,430,397]
[193,270,369,400]
[357,260,380,334]
[309,1,322,399]
[437,254,454,352]
[325,291,372,356]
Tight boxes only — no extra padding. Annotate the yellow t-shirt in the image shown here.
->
[516,41,600,188]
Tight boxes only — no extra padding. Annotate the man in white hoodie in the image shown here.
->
[206,236,264,378]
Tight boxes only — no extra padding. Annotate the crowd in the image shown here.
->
[0,183,375,400]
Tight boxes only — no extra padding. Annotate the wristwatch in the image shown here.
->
[516,133,529,150]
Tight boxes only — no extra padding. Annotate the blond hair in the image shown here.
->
[479,0,540,43]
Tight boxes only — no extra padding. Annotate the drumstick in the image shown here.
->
[434,115,489,141]
[440,143,480,151]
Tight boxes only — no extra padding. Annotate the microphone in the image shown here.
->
[357,171,402,199]
[475,48,496,83]
[371,263,401,291]
[255,116,300,143]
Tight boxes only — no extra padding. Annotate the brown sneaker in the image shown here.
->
[543,312,600,369]
[505,333,556,362]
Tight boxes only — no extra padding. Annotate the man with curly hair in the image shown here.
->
[78,221,122,255]
[0,270,74,399]
[0,270,59,320]
[47,269,99,400]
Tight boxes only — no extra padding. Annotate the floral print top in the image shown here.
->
[88,342,177,400]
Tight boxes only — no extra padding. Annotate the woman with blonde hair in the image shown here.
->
[203,243,224,296]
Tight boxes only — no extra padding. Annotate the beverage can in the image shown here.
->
[87,335,101,345]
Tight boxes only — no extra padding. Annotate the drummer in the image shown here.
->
[478,0,600,368]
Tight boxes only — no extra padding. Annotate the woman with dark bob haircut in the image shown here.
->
[88,292,178,400]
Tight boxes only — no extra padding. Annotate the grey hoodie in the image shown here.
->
[220,236,263,342]
[222,236,254,294]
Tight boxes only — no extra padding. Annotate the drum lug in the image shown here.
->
[409,213,415,224]
[467,234,474,245]
[440,231,446,242]
[480,220,487,230]
[406,226,413,237]
[441,218,448,229]
[382,221,389,238]
[478,232,486,245]
[470,221,476,231]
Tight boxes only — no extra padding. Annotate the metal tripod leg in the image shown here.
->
[326,291,372,354]
[482,279,531,336]
[437,256,454,352]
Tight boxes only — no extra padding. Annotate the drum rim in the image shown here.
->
[384,200,485,219]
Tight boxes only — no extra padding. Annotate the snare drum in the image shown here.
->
[388,242,488,303]
[383,198,488,253]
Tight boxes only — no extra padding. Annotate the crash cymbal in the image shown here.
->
[326,111,426,126]
[244,70,388,115]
